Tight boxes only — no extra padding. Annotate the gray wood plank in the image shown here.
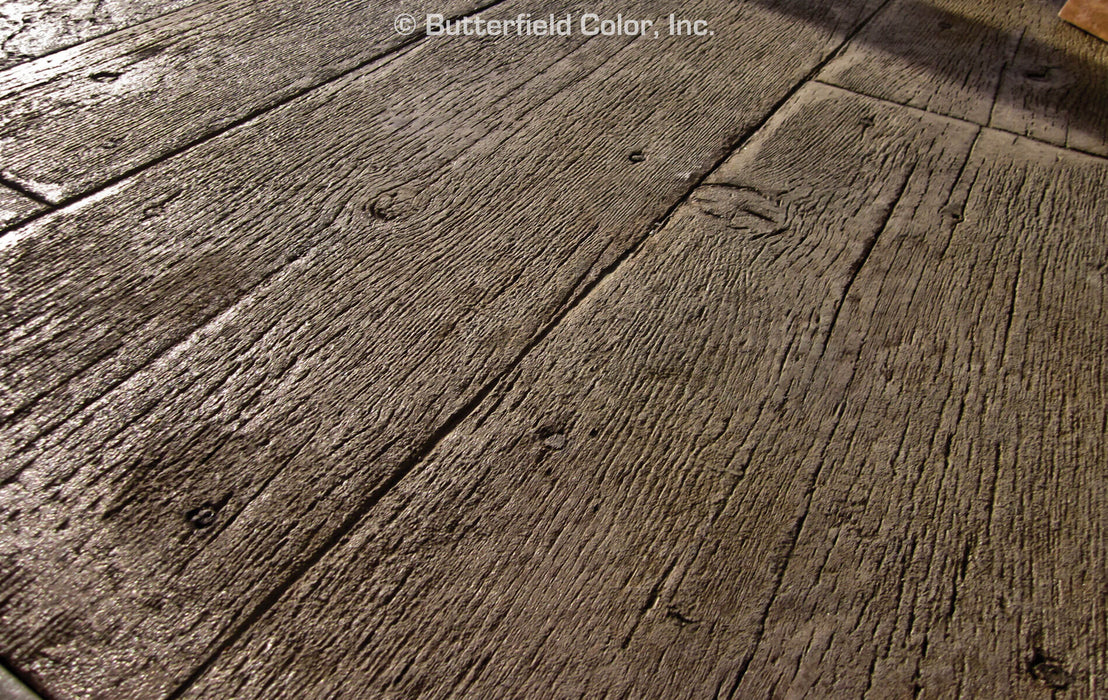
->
[0,0,197,71]
[818,0,1108,155]
[0,184,43,228]
[0,2,886,698]
[179,84,1012,699]
[0,0,484,202]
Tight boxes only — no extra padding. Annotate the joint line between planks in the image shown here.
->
[0,654,49,700]
[812,78,1108,164]
[0,0,517,237]
[162,0,905,695]
[0,176,51,207]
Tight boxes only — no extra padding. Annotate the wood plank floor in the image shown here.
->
[1,0,1105,698]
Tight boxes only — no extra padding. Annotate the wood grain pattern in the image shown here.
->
[0,0,197,71]
[0,0,483,203]
[1061,0,1108,43]
[182,84,1089,699]
[728,126,1108,699]
[818,0,1108,155]
[0,2,886,697]
[0,184,43,228]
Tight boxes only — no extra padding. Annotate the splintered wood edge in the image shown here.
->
[1060,0,1108,43]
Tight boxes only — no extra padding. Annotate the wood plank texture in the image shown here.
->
[0,0,197,71]
[1061,0,1108,43]
[0,0,483,202]
[0,2,886,697]
[818,0,1108,155]
[0,184,43,228]
[182,84,1107,699]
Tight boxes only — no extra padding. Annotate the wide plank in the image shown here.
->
[818,0,1108,155]
[178,84,993,699]
[0,0,484,202]
[727,128,1108,698]
[0,2,885,698]
[0,0,197,71]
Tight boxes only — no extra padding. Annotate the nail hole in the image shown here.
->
[938,20,953,29]
[186,503,218,529]
[629,151,646,163]
[89,71,121,83]
[1024,67,1050,81]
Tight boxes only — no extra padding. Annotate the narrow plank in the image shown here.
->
[0,183,43,228]
[0,0,197,71]
[728,128,1108,699]
[0,1,885,697]
[818,0,1108,155]
[177,84,988,699]
[0,0,483,202]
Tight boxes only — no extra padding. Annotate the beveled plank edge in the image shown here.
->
[0,182,46,230]
[0,0,203,73]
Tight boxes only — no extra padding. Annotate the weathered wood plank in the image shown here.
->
[0,2,886,697]
[0,183,43,228]
[178,84,1010,699]
[0,0,483,202]
[818,0,1108,155]
[0,0,197,71]
[727,128,1108,699]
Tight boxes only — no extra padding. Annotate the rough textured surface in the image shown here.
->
[1061,0,1108,43]
[0,0,885,697]
[0,0,197,70]
[183,84,1108,699]
[0,0,485,202]
[0,184,43,228]
[1,0,1106,698]
[819,0,1108,155]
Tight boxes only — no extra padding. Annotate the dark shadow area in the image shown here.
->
[752,0,1108,154]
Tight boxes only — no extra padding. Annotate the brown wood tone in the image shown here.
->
[182,82,1108,699]
[0,0,198,71]
[182,84,1108,699]
[1061,0,1108,43]
[0,0,485,203]
[818,0,1108,156]
[0,184,43,228]
[0,2,889,698]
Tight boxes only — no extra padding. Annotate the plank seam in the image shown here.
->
[0,0,514,231]
[986,27,1027,128]
[0,176,50,207]
[813,78,1108,164]
[0,0,238,78]
[161,1,905,696]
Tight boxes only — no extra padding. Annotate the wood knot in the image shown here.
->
[691,183,788,240]
[1028,650,1072,690]
[370,190,415,220]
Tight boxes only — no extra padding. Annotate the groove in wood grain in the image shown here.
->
[0,1,891,697]
[818,0,1108,156]
[0,183,44,229]
[0,0,488,202]
[183,83,1060,700]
